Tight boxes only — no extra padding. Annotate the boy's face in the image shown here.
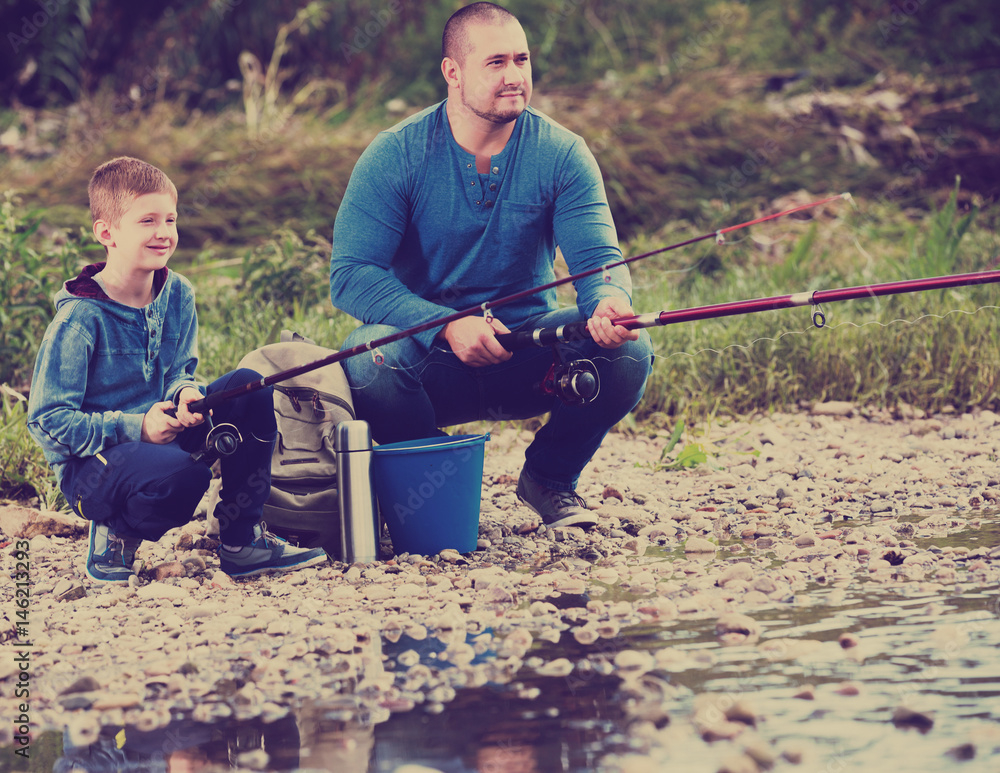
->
[94,192,178,270]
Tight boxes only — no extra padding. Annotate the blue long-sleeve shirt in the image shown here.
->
[330,100,631,349]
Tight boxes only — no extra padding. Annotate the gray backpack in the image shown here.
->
[237,332,355,555]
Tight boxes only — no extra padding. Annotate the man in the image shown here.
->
[330,2,652,530]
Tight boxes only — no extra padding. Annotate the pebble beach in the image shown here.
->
[3,403,1000,772]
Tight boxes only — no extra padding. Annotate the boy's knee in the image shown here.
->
[226,367,266,390]
[245,381,274,415]
[187,461,214,492]
[214,368,274,425]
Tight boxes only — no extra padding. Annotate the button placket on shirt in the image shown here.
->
[145,306,160,363]
[466,162,481,206]
[487,165,500,207]
[467,162,501,208]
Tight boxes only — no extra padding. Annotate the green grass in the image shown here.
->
[0,192,101,386]
[0,385,64,511]
[630,190,1000,423]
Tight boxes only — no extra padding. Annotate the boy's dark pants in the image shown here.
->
[61,369,275,546]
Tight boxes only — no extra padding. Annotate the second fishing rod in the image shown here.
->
[185,193,852,417]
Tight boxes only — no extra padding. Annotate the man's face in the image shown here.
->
[456,20,532,125]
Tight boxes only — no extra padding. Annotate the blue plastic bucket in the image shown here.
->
[372,433,489,556]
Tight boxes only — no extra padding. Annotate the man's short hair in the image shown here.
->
[442,2,519,64]
[88,156,178,226]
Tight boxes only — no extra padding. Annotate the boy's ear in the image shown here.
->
[93,219,116,248]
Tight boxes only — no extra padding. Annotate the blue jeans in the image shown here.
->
[60,369,275,545]
[342,308,653,491]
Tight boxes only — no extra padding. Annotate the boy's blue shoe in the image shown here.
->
[219,523,328,577]
[86,521,141,582]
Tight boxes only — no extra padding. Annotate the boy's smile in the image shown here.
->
[97,192,178,270]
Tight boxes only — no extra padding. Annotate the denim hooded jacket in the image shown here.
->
[27,263,201,487]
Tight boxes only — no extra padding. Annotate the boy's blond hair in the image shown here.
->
[88,156,178,226]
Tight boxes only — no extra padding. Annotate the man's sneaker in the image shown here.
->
[219,523,328,578]
[86,521,141,582]
[516,470,599,529]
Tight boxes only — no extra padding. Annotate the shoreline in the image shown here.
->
[2,406,999,767]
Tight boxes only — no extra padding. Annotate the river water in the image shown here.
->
[11,511,1000,773]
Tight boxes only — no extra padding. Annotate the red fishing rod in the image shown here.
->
[494,268,1000,350]
[187,193,850,414]
[494,268,1000,404]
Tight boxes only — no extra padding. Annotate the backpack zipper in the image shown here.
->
[276,386,355,419]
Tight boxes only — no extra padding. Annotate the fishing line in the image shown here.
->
[343,347,443,393]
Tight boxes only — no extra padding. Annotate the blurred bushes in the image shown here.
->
[2,0,997,129]
[2,1,995,235]
[0,192,99,387]
[0,1,995,259]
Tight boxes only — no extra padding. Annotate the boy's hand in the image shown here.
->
[587,297,640,349]
[174,387,207,427]
[141,401,186,444]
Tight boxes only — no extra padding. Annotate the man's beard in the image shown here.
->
[462,89,526,124]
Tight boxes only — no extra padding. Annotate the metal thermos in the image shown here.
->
[335,420,379,563]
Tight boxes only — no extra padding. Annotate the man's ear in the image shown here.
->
[93,219,115,248]
[441,56,461,90]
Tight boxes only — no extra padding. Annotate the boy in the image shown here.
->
[27,156,327,582]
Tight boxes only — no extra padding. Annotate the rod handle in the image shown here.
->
[187,392,221,414]
[496,315,650,351]
[496,321,591,351]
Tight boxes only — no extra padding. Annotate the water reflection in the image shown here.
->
[27,591,1000,773]
[47,671,624,773]
[19,512,1000,772]
[371,674,623,773]
[52,714,301,772]
[47,628,624,773]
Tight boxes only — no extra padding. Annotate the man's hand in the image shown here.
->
[587,297,640,349]
[441,315,513,366]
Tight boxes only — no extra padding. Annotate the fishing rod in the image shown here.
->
[186,192,850,416]
[496,268,1000,404]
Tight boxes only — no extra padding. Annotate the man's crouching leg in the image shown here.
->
[341,324,443,444]
[529,328,653,484]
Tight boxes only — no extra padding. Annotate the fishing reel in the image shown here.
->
[190,417,242,464]
[166,403,242,463]
[538,349,600,406]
